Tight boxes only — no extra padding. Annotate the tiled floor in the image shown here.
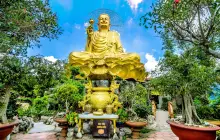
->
[11,132,57,140]
[11,131,179,140]
[146,131,178,140]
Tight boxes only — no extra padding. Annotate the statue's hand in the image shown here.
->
[86,26,93,36]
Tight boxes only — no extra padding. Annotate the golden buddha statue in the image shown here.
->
[69,13,145,81]
[69,13,146,115]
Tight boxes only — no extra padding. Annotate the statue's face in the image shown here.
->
[98,14,110,30]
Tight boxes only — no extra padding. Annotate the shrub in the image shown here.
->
[134,104,152,118]
[196,105,215,120]
[116,108,128,123]
[161,97,169,111]
[31,96,49,120]
[54,81,84,112]
[140,128,153,133]
[66,112,78,126]
[17,107,32,117]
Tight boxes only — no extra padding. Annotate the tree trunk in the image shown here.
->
[181,93,202,124]
[0,86,11,123]
[65,100,69,113]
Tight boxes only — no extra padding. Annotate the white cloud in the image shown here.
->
[139,8,143,13]
[74,24,81,30]
[144,53,158,72]
[44,56,57,63]
[123,48,126,52]
[127,18,133,26]
[127,0,143,11]
[84,22,89,27]
[57,0,72,10]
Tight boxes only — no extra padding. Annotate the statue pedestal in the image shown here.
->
[77,113,118,139]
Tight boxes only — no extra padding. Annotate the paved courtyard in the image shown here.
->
[11,131,178,140]
[11,122,179,140]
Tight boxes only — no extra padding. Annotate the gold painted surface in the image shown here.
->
[73,13,146,115]
[68,14,146,82]
[89,91,111,110]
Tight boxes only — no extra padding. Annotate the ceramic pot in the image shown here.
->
[54,118,68,137]
[125,121,147,139]
[167,120,220,140]
[0,121,19,140]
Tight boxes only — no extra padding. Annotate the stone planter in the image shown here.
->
[54,118,68,137]
[167,120,220,140]
[0,121,19,140]
[125,121,147,139]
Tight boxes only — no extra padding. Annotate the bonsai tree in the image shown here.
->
[150,48,218,124]
[119,81,150,121]
[0,0,61,123]
[31,96,49,120]
[54,80,84,113]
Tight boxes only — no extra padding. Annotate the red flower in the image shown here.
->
[174,0,180,4]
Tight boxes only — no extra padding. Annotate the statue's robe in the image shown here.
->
[69,31,146,81]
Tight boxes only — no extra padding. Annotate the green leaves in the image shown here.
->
[141,0,220,58]
[66,112,78,126]
[0,0,62,55]
[53,79,84,111]
[150,48,218,97]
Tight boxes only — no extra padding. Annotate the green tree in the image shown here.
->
[150,48,218,124]
[0,0,61,55]
[0,0,61,123]
[54,80,84,113]
[32,95,49,120]
[14,56,66,97]
[119,81,150,120]
[141,0,220,58]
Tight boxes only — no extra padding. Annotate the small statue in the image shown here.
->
[168,101,174,119]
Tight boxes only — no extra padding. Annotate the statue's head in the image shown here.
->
[98,14,110,31]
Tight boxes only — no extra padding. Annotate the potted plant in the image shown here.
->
[149,50,220,140]
[54,112,78,137]
[118,81,149,139]
[116,108,128,127]
[66,112,79,127]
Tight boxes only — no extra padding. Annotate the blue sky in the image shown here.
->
[28,0,163,71]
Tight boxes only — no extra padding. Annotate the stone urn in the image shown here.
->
[0,121,19,140]
[54,118,68,137]
[125,121,147,139]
